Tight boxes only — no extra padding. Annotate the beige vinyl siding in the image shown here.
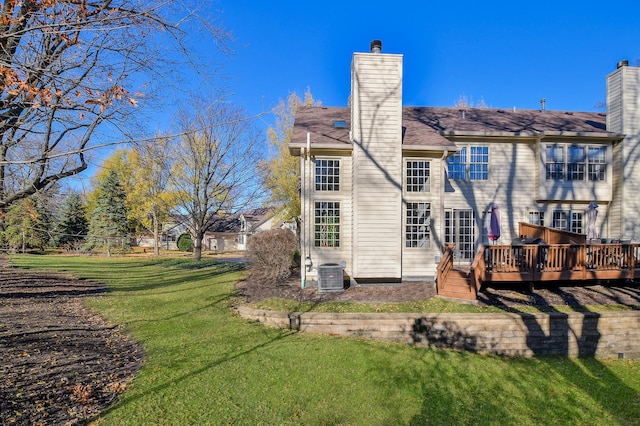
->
[402,154,443,279]
[537,141,612,202]
[620,68,640,238]
[445,140,538,246]
[351,52,403,279]
[610,141,624,238]
[608,65,640,239]
[301,154,353,278]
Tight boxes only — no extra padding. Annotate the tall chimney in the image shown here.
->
[370,40,382,54]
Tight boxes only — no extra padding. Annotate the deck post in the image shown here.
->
[580,243,586,280]
[532,245,540,282]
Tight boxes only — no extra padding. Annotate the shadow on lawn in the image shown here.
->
[407,287,639,425]
[100,329,296,417]
[108,261,246,293]
[407,352,639,425]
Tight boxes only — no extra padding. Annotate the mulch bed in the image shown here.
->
[0,266,143,425]
[2,263,639,425]
[237,269,640,308]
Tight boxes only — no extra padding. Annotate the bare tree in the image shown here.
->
[170,95,262,261]
[0,0,230,212]
[128,136,174,256]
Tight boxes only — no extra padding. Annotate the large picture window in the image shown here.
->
[545,144,607,181]
[406,203,431,248]
[315,159,340,191]
[447,146,489,181]
[406,160,430,192]
[314,201,340,247]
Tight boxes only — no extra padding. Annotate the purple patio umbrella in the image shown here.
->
[586,201,599,240]
[488,203,501,243]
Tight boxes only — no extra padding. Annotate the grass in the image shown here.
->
[250,296,639,314]
[9,254,640,425]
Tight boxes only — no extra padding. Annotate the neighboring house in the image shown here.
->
[237,207,296,250]
[135,208,294,252]
[203,214,242,252]
[289,40,640,286]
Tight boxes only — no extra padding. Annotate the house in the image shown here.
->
[238,207,280,250]
[289,40,640,287]
[135,208,293,252]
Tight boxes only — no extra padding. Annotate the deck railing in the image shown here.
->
[518,222,586,245]
[481,242,640,284]
[437,244,455,292]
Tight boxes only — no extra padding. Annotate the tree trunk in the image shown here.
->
[193,231,203,261]
[152,211,160,256]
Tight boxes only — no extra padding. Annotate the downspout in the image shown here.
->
[440,149,449,253]
[302,132,312,288]
[301,144,306,289]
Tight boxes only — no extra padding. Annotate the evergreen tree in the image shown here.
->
[54,192,88,250]
[3,196,51,252]
[85,171,129,256]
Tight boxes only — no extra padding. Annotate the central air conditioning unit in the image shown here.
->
[318,263,344,293]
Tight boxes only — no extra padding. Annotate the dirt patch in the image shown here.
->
[0,266,143,425]
[237,269,640,309]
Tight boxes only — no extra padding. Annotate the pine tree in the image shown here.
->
[54,192,88,250]
[3,196,51,252]
[85,171,129,256]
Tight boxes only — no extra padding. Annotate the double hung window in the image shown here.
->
[447,146,489,180]
[406,160,431,192]
[315,159,340,191]
[314,201,340,247]
[545,144,607,182]
[551,210,583,233]
[406,203,431,248]
[529,211,545,226]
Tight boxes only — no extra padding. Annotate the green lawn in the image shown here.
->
[9,255,640,425]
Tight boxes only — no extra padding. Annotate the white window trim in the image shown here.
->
[314,158,341,192]
[544,143,608,182]
[447,145,489,181]
[404,158,432,193]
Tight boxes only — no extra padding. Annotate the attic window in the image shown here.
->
[333,120,348,129]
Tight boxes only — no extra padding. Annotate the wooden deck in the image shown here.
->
[437,224,639,301]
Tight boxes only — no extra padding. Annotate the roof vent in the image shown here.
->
[617,59,629,69]
[540,98,546,112]
[370,40,382,54]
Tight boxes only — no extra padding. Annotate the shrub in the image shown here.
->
[177,233,194,252]
[247,229,298,282]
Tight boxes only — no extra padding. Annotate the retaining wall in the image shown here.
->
[236,306,640,359]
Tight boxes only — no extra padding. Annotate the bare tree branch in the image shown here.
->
[0,0,230,211]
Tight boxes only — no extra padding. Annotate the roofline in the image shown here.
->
[441,130,622,139]
[289,143,354,156]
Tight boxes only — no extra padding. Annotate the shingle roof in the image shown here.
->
[290,106,618,153]
[291,106,352,148]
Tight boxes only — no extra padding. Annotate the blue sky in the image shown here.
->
[217,0,640,118]
[78,0,640,188]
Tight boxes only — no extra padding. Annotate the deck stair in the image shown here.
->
[437,269,476,300]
